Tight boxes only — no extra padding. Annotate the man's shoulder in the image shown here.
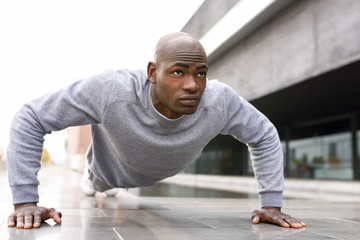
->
[106,69,148,104]
[203,79,238,99]
[91,68,146,82]
[201,79,244,110]
[88,68,147,92]
[111,69,148,87]
[200,80,228,109]
[206,79,236,92]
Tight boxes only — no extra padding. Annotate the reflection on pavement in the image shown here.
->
[6,223,61,240]
[252,223,305,240]
[139,182,258,198]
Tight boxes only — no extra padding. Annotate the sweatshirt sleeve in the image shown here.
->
[220,85,284,207]
[7,70,114,204]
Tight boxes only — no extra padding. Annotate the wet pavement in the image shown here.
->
[1,164,360,240]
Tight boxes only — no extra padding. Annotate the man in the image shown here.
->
[7,32,306,229]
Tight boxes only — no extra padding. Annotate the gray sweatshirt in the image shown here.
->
[7,69,284,207]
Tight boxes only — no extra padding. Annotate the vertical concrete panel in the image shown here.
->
[208,41,244,95]
[270,0,316,93]
[233,26,275,98]
[314,0,360,74]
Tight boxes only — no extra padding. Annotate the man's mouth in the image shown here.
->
[179,95,200,106]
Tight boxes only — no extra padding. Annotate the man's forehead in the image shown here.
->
[169,61,208,70]
[165,51,207,63]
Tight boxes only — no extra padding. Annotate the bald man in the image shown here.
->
[7,32,306,229]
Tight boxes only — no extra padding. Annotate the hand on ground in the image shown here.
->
[8,203,62,229]
[252,207,306,228]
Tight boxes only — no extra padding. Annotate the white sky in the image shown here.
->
[0,0,204,163]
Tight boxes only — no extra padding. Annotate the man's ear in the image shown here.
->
[147,61,157,83]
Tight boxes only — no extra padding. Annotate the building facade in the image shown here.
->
[181,0,360,181]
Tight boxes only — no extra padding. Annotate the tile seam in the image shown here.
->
[331,217,360,225]
[190,218,217,229]
[113,227,125,240]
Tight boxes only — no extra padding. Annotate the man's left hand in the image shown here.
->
[252,207,306,228]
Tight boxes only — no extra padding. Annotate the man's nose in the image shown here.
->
[182,75,199,92]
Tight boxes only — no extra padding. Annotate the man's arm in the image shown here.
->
[7,71,114,228]
[219,84,305,228]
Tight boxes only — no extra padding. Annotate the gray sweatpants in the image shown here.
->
[88,171,114,192]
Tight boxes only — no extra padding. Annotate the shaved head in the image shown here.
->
[147,32,208,119]
[154,32,207,64]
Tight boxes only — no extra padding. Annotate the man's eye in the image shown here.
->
[198,72,207,77]
[173,70,183,75]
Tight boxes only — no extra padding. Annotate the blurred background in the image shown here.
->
[1,0,360,199]
[0,0,204,165]
[181,0,360,184]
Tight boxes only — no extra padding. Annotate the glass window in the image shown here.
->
[288,132,352,180]
[183,135,252,176]
[358,130,360,160]
[281,140,287,168]
[357,130,360,176]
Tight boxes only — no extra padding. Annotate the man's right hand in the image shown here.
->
[8,203,62,229]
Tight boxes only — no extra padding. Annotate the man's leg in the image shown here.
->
[81,161,96,196]
[83,162,119,197]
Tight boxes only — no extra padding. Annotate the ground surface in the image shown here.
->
[1,164,359,240]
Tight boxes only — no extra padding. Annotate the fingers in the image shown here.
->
[7,215,16,227]
[256,211,291,228]
[15,213,25,228]
[48,208,62,225]
[52,214,62,224]
[8,206,62,229]
[251,208,306,229]
[32,211,42,228]
[12,211,35,229]
[270,215,290,228]
[283,216,306,229]
[24,212,34,229]
[251,210,261,224]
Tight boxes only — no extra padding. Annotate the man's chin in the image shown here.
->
[181,106,199,115]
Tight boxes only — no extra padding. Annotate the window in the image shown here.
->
[288,132,352,180]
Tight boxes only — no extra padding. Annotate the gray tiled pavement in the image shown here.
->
[1,164,360,240]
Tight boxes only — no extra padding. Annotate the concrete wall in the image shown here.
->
[185,0,360,101]
[182,0,240,40]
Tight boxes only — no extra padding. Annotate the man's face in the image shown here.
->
[149,40,208,119]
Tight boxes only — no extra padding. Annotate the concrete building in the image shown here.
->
[179,0,360,181]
